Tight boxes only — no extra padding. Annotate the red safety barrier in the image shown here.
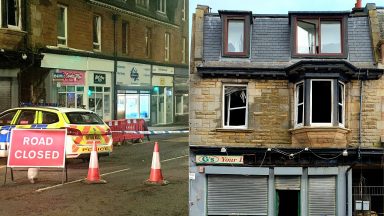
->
[105,119,146,144]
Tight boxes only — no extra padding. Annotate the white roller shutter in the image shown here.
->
[0,78,11,112]
[308,176,336,216]
[207,175,268,216]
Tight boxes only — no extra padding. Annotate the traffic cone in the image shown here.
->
[83,141,107,184]
[145,142,168,185]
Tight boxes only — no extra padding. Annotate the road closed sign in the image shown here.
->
[7,129,66,168]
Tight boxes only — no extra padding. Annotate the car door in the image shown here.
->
[15,110,37,129]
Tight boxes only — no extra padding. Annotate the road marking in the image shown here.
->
[161,155,188,162]
[35,168,131,192]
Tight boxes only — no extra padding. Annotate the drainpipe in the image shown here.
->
[358,70,365,161]
[112,14,118,120]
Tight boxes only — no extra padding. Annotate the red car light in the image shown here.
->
[65,127,83,136]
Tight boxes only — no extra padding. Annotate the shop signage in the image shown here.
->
[7,129,66,168]
[94,73,106,84]
[152,75,173,87]
[196,155,244,165]
[152,65,174,74]
[116,62,151,86]
[53,70,85,85]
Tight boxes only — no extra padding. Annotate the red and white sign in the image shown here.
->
[7,129,66,168]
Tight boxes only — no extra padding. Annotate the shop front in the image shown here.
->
[116,61,151,121]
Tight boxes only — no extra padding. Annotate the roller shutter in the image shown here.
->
[0,78,11,113]
[207,175,268,215]
[308,176,336,216]
[275,176,301,190]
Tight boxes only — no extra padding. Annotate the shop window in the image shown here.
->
[220,12,251,58]
[0,0,21,29]
[57,4,67,46]
[165,32,170,61]
[93,15,101,51]
[223,84,248,129]
[175,94,188,115]
[122,22,129,54]
[294,79,345,127]
[58,85,84,108]
[157,0,166,14]
[294,16,345,57]
[88,86,110,118]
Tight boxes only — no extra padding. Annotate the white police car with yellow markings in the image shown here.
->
[0,107,113,158]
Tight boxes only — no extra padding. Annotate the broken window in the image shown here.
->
[1,0,21,29]
[294,79,345,127]
[223,85,247,128]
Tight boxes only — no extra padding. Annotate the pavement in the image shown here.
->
[148,125,189,132]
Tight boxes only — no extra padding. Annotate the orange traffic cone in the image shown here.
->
[83,141,107,184]
[145,142,168,185]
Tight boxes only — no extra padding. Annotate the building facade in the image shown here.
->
[189,3,384,215]
[0,0,189,125]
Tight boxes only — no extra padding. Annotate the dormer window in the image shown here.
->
[291,14,347,58]
[219,11,252,58]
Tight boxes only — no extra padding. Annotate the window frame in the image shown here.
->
[181,0,186,21]
[122,21,129,54]
[310,79,334,127]
[135,0,148,9]
[1,0,22,30]
[157,0,166,14]
[145,27,151,58]
[57,4,68,46]
[165,32,170,61]
[294,81,304,127]
[93,14,101,51]
[181,37,186,64]
[292,16,346,58]
[222,84,248,129]
[337,81,345,127]
[221,15,251,58]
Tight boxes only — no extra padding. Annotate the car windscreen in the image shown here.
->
[65,112,104,125]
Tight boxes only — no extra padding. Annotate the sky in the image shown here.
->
[189,0,384,15]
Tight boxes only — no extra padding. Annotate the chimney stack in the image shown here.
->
[355,0,362,8]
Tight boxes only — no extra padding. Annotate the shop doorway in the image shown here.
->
[276,190,299,216]
[151,86,173,125]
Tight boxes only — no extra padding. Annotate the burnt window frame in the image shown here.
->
[291,15,348,58]
[222,84,248,129]
[220,13,251,58]
[294,79,345,128]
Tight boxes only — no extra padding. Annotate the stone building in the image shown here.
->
[189,2,384,215]
[0,0,189,125]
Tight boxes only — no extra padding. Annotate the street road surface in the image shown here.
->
[0,133,188,216]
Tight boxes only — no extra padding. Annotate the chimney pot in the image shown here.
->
[355,0,362,8]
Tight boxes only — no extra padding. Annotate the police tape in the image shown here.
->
[111,130,189,135]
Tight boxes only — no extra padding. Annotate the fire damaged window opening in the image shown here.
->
[223,85,247,129]
[294,79,345,128]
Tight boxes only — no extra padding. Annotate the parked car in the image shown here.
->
[0,107,113,159]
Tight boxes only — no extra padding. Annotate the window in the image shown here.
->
[175,94,188,115]
[136,0,148,8]
[145,27,151,57]
[165,33,170,61]
[0,0,21,29]
[181,0,186,21]
[157,0,166,13]
[57,4,67,46]
[41,112,59,124]
[58,86,84,108]
[17,110,36,125]
[88,86,110,118]
[294,79,345,127]
[223,85,248,128]
[93,15,101,51]
[122,22,129,54]
[295,17,344,56]
[220,12,251,57]
[0,110,17,126]
[182,37,186,63]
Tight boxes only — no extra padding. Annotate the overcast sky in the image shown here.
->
[189,0,384,15]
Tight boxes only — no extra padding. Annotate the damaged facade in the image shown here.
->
[189,2,384,215]
[0,0,189,125]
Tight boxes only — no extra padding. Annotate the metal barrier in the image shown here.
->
[105,119,146,144]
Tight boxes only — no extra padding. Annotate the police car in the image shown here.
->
[0,107,113,159]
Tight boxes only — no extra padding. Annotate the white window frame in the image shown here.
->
[145,27,151,57]
[175,94,188,115]
[93,14,101,51]
[310,79,333,127]
[182,37,186,64]
[182,0,186,21]
[1,0,22,30]
[136,0,148,9]
[294,81,304,127]
[337,81,345,127]
[157,0,166,14]
[165,32,170,61]
[57,4,67,46]
[222,84,248,129]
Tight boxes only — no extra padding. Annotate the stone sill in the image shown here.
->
[0,28,27,36]
[215,128,254,133]
[289,126,351,148]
